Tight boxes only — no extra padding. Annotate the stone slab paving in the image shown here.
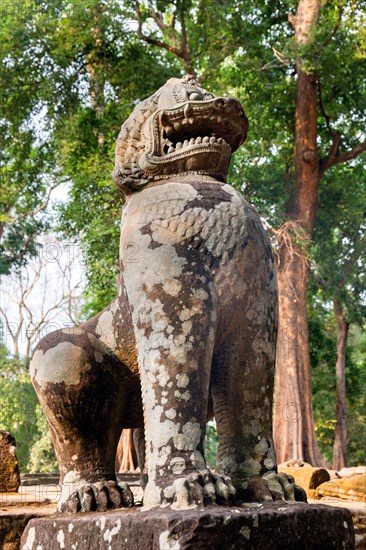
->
[0,493,56,550]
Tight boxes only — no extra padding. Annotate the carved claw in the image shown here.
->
[60,480,134,513]
[263,472,307,502]
[158,470,236,509]
[237,472,307,503]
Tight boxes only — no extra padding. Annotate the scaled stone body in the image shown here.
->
[30,76,298,512]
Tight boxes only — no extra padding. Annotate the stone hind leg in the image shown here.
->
[211,323,277,501]
[211,232,279,501]
[30,326,141,511]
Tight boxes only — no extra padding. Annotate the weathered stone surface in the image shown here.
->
[352,507,366,549]
[0,508,55,550]
[279,466,330,499]
[0,431,20,493]
[20,503,355,549]
[317,475,366,502]
[312,500,366,550]
[28,75,306,513]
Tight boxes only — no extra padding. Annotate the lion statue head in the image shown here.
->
[113,75,248,194]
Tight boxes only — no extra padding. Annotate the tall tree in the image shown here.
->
[273,0,323,465]
[273,0,366,465]
[312,163,366,469]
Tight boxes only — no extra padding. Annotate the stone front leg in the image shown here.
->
[123,268,217,508]
[121,214,233,507]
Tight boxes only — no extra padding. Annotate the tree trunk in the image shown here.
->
[273,0,323,466]
[332,298,349,470]
[274,252,323,465]
[115,429,139,472]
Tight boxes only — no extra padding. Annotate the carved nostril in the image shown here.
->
[214,98,226,110]
[225,98,240,112]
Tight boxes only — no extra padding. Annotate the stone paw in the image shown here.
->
[263,472,307,502]
[157,470,236,510]
[238,473,307,503]
[60,480,134,513]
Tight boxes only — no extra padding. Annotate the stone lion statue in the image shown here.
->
[30,75,305,512]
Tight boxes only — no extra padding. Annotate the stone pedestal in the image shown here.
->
[21,502,354,549]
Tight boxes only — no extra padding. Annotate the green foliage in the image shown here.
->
[309,306,337,465]
[1,0,181,311]
[0,1,57,273]
[310,303,366,466]
[27,405,58,473]
[0,344,38,470]
[309,159,366,466]
[313,162,366,324]
[346,326,366,466]
[0,343,57,472]
[204,420,218,469]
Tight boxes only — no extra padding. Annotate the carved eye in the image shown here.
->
[189,92,202,101]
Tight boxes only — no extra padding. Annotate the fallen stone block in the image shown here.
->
[317,475,366,503]
[338,467,366,479]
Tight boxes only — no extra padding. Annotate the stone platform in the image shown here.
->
[21,502,354,550]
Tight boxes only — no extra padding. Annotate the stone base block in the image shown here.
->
[21,502,355,550]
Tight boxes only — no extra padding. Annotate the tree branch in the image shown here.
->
[331,4,344,38]
[317,79,366,175]
[19,181,60,220]
[150,10,168,33]
[317,79,336,138]
[134,0,194,74]
[320,139,366,176]
[135,1,183,58]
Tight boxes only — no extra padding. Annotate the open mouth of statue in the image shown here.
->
[155,98,247,158]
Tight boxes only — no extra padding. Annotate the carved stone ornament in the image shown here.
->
[30,75,306,513]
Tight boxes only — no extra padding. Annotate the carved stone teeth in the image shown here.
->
[174,122,182,131]
[165,125,174,137]
[161,112,169,126]
[168,146,174,153]
[217,137,223,144]
[189,138,195,146]
[184,103,192,118]
[203,136,210,143]
[188,117,194,124]
[210,136,216,143]
[196,137,202,144]
[176,142,183,150]
[182,118,189,127]
[183,140,189,148]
